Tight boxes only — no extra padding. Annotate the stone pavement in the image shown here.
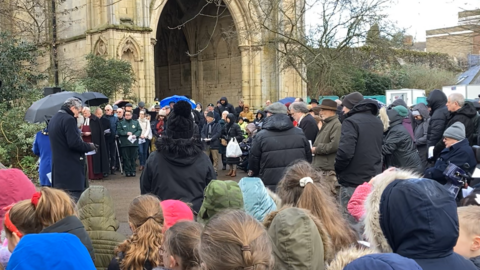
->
[90,163,247,236]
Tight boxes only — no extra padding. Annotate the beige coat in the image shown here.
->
[312,115,341,171]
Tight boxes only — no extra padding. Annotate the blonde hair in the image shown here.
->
[35,187,77,228]
[116,195,164,270]
[199,210,274,270]
[378,107,389,132]
[277,160,356,252]
[3,200,42,237]
[458,206,480,237]
[163,221,202,270]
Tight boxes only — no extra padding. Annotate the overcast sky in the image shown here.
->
[387,0,479,41]
[305,0,479,42]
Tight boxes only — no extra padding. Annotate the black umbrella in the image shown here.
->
[82,92,109,106]
[114,100,132,108]
[24,91,84,123]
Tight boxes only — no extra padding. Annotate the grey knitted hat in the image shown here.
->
[443,122,465,141]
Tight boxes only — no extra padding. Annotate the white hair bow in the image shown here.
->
[299,177,314,187]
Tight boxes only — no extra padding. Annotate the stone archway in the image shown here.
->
[153,0,245,106]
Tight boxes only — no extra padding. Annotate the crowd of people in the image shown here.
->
[2,89,480,269]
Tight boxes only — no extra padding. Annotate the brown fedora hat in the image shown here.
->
[319,99,338,111]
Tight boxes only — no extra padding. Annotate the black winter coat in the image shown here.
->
[335,99,383,187]
[412,103,431,170]
[383,110,422,172]
[222,115,244,165]
[49,107,93,192]
[427,90,449,150]
[434,101,477,157]
[41,215,95,262]
[298,114,319,143]
[201,121,222,149]
[218,97,235,114]
[249,114,312,190]
[140,137,216,213]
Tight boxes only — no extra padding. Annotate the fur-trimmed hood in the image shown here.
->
[264,206,334,267]
[364,170,421,253]
[326,246,377,270]
[363,171,472,270]
[155,136,203,166]
[266,188,282,209]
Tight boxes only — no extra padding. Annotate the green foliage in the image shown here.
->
[0,32,46,108]
[0,31,46,181]
[81,54,135,99]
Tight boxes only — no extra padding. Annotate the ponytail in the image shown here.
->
[116,195,164,270]
[34,187,76,228]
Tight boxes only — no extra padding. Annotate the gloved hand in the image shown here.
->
[88,143,97,152]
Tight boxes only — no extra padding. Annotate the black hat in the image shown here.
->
[208,103,215,107]
[206,111,214,118]
[167,100,194,139]
[125,103,133,107]
[309,99,319,105]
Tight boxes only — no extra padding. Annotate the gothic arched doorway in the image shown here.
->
[154,0,242,106]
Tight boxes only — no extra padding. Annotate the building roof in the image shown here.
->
[457,65,480,85]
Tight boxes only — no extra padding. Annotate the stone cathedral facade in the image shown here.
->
[9,0,306,108]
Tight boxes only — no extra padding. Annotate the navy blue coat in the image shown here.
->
[344,253,422,270]
[201,121,222,149]
[49,107,93,191]
[379,179,477,270]
[424,138,476,185]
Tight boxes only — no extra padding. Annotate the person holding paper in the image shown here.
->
[48,98,97,201]
[116,110,142,177]
[81,107,109,180]
[137,110,152,171]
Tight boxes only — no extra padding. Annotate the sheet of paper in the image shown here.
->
[309,140,314,156]
[128,135,137,144]
[104,129,111,134]
[472,168,480,178]
[46,172,52,183]
[85,150,96,156]
[463,186,474,198]
[139,138,146,144]
[428,146,434,159]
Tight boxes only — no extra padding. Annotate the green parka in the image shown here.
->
[77,186,126,270]
[116,118,142,147]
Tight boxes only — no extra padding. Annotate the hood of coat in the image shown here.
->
[412,103,430,120]
[198,180,244,224]
[77,186,120,232]
[365,177,458,259]
[0,168,36,226]
[387,109,403,127]
[427,90,447,113]
[155,136,204,166]
[256,110,265,120]
[41,215,86,234]
[266,207,327,269]
[343,253,422,270]
[220,97,229,105]
[470,256,480,268]
[326,247,377,270]
[390,99,408,109]
[347,99,379,118]
[239,177,277,222]
[226,113,236,128]
[364,170,421,253]
[262,114,294,131]
[8,233,95,270]
[452,102,477,119]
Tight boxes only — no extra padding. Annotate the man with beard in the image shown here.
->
[219,97,235,114]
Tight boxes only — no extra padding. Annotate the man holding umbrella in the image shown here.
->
[48,98,96,201]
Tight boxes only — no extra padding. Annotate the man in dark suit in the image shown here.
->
[290,101,319,143]
[48,98,96,201]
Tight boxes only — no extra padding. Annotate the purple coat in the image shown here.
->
[402,117,415,141]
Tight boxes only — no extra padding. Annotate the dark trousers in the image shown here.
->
[122,147,138,174]
[106,137,116,169]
